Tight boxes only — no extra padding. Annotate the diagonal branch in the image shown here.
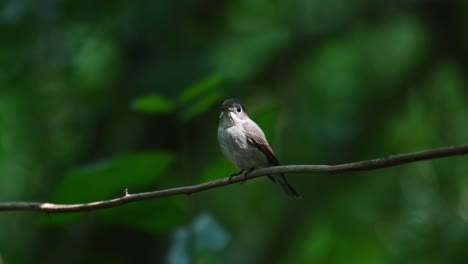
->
[1,144,467,213]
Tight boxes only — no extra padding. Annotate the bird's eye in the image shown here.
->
[236,106,242,113]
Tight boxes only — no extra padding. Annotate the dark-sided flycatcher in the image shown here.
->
[217,98,300,198]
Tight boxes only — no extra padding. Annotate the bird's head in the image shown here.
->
[219,98,249,125]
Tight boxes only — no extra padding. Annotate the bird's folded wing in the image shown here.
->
[243,122,279,166]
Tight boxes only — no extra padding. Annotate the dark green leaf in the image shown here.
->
[179,75,223,104]
[132,95,175,114]
[180,90,222,122]
[43,151,174,225]
[97,196,189,233]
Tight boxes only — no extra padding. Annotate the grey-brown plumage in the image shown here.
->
[217,98,301,198]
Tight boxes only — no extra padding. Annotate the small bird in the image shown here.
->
[217,98,301,198]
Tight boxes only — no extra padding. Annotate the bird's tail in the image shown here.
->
[273,174,301,198]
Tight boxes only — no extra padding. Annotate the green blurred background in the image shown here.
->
[1,0,468,263]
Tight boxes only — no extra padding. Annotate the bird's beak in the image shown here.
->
[219,108,228,119]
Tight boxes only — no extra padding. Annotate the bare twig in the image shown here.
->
[0,144,467,213]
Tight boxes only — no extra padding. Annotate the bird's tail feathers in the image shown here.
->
[273,174,301,199]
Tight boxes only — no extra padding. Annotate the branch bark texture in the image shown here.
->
[1,144,467,213]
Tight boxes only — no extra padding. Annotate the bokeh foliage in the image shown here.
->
[1,0,468,263]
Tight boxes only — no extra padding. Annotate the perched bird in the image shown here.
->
[217,98,301,198]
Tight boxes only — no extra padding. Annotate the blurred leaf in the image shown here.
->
[193,212,229,251]
[132,95,175,114]
[44,151,174,225]
[179,75,224,122]
[98,196,189,233]
[167,212,229,264]
[180,90,222,122]
[179,74,223,104]
[167,227,190,264]
[56,151,174,201]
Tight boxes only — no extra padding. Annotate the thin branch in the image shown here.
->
[1,144,467,213]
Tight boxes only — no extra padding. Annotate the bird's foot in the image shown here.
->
[228,170,244,183]
[241,168,256,183]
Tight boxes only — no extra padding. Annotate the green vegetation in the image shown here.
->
[1,1,467,263]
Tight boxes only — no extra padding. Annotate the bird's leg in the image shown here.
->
[242,167,256,183]
[228,169,244,183]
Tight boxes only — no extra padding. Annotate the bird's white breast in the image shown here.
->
[218,120,268,170]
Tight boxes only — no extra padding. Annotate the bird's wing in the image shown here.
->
[243,121,279,166]
[243,121,300,198]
